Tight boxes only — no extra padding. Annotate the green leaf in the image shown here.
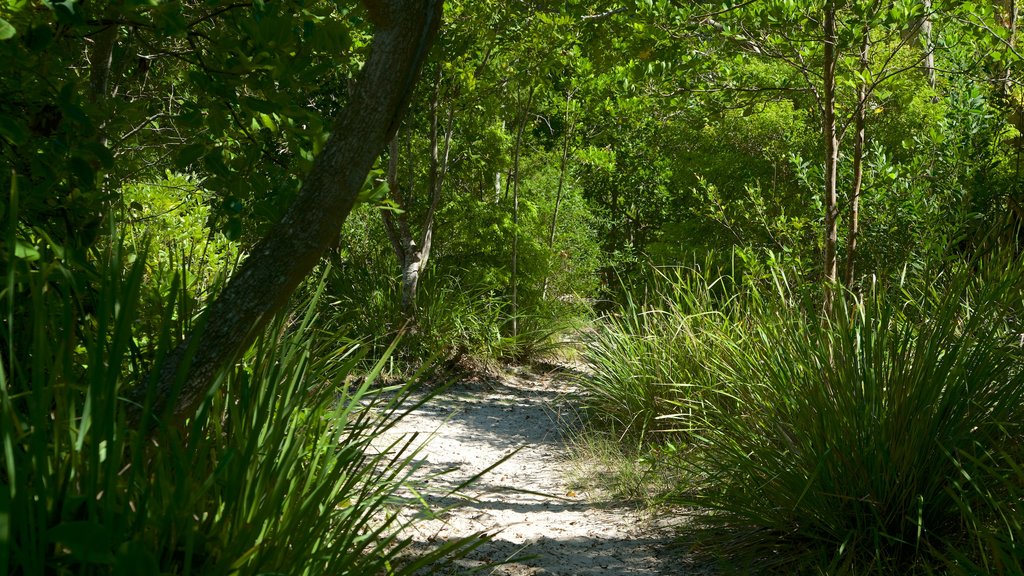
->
[68,156,96,188]
[0,116,28,145]
[223,197,244,214]
[242,97,279,114]
[14,240,39,261]
[0,18,16,40]
[204,147,230,177]
[81,141,114,169]
[224,217,242,240]
[113,542,159,576]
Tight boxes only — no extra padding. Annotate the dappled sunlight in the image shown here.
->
[381,365,703,575]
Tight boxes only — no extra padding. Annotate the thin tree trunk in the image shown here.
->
[845,24,870,291]
[509,87,536,338]
[1008,0,1018,96]
[140,0,443,428]
[382,69,455,320]
[543,89,575,300]
[405,81,455,317]
[381,134,407,264]
[921,0,936,92]
[89,24,118,107]
[822,0,840,309]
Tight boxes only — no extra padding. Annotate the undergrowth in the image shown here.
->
[579,255,1024,574]
[0,238,486,574]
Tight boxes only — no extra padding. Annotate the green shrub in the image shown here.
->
[676,263,1024,574]
[0,241,484,574]
[578,264,765,444]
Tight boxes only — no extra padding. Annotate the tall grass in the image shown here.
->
[683,268,1024,573]
[0,237,484,573]
[583,257,1024,573]
[579,265,762,443]
[941,449,1024,575]
[328,267,575,369]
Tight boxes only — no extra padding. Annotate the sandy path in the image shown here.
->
[386,364,702,575]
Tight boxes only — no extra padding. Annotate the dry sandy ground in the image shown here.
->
[383,363,707,576]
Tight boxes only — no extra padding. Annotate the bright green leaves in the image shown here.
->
[0,18,15,40]
[14,239,39,262]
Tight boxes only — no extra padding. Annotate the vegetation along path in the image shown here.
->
[388,364,700,576]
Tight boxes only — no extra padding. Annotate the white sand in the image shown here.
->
[384,364,706,575]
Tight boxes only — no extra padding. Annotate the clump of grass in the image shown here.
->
[0,238,485,574]
[578,264,765,443]
[565,432,683,507]
[675,261,1024,574]
[581,252,1024,573]
[941,448,1024,575]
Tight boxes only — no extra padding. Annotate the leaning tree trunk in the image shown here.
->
[822,0,840,310]
[140,0,444,428]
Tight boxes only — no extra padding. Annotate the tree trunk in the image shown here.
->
[382,69,455,320]
[845,23,870,291]
[89,24,118,107]
[509,87,536,338]
[543,89,575,300]
[921,0,936,92]
[381,135,408,267]
[406,78,455,317]
[141,0,444,428]
[997,0,1018,98]
[822,0,840,309]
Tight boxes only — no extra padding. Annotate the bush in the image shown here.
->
[675,262,1024,574]
[578,263,765,444]
[0,244,484,574]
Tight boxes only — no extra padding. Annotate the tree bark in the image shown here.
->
[87,17,117,150]
[997,0,1018,98]
[89,24,118,107]
[382,69,455,320]
[845,23,870,291]
[140,0,444,428]
[381,135,408,265]
[822,0,840,309]
[920,0,936,92]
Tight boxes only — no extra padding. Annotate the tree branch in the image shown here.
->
[134,0,445,429]
[582,7,627,21]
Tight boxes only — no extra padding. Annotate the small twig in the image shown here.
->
[582,7,627,21]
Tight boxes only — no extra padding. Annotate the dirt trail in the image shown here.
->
[387,364,703,575]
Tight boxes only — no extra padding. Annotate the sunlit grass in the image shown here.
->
[582,256,1024,574]
[0,237,486,573]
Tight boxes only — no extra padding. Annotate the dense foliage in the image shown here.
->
[1,0,1022,573]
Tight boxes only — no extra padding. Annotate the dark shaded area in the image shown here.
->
[406,532,706,576]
